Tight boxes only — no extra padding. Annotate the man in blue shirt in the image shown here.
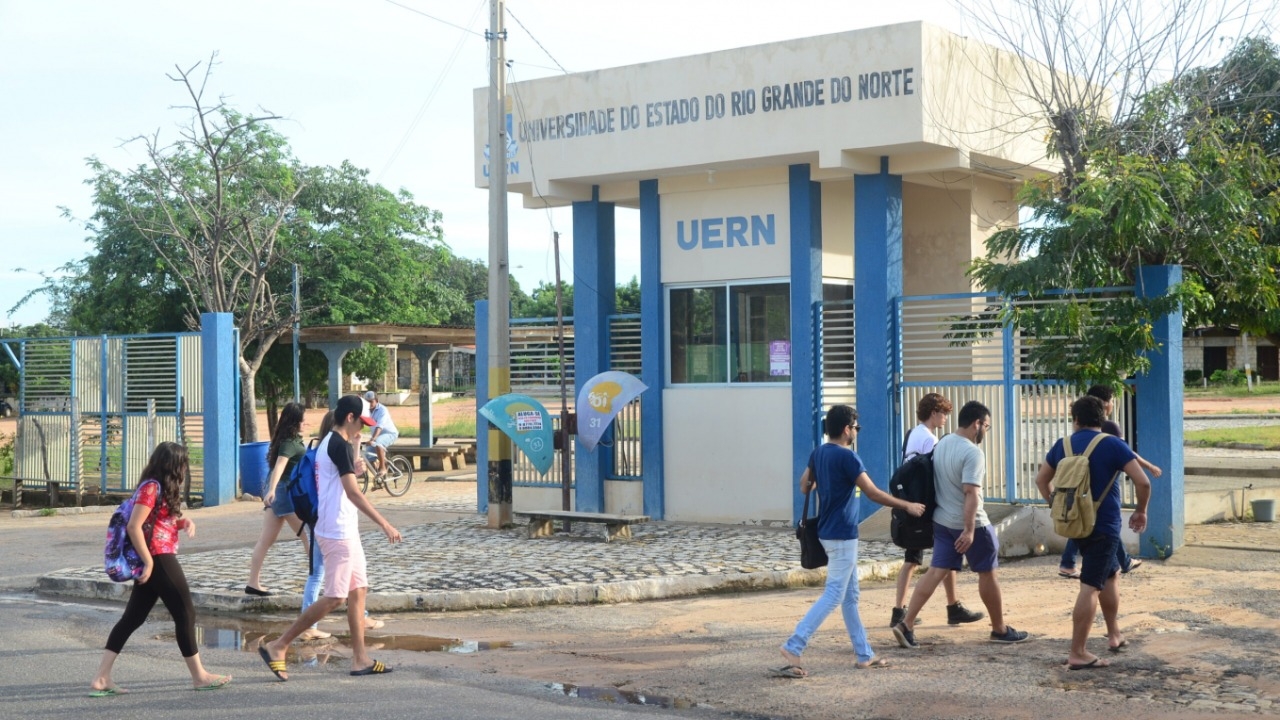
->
[773,405,925,678]
[1035,395,1151,670]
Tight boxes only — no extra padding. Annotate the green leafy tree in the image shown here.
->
[255,344,328,433]
[344,343,389,391]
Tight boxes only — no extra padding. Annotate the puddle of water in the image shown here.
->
[550,682,702,710]
[157,619,513,656]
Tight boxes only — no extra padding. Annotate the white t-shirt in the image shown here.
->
[903,423,937,459]
[316,431,360,540]
[931,432,990,530]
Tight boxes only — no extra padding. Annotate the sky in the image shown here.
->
[0,0,979,328]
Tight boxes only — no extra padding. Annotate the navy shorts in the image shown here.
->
[930,523,1000,573]
[1076,534,1120,590]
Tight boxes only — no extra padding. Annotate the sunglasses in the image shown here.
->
[850,424,861,432]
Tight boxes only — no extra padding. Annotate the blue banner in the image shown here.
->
[479,394,555,475]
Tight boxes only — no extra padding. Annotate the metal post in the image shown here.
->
[292,264,301,403]
[486,0,513,528]
[146,398,157,455]
[553,231,571,512]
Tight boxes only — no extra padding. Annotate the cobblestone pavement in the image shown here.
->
[38,478,906,612]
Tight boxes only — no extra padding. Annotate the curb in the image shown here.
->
[36,560,902,614]
[11,505,115,519]
[1185,542,1280,555]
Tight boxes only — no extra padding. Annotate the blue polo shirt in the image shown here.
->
[807,442,866,540]
[1045,429,1136,538]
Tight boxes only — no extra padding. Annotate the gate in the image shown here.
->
[6,333,207,504]
[814,289,1137,505]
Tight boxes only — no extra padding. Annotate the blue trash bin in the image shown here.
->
[239,441,271,498]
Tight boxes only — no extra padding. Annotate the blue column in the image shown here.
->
[475,300,489,515]
[1135,265,1184,557]
[854,157,903,521]
[639,179,666,519]
[572,186,616,512]
[200,312,237,507]
[307,343,360,409]
[789,164,822,525]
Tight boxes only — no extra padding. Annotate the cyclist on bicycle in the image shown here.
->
[363,391,399,476]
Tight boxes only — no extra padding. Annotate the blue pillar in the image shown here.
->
[854,157,903,521]
[790,164,822,525]
[475,300,489,515]
[307,343,360,410]
[639,179,666,519]
[1135,265,1184,558]
[200,312,237,507]
[572,186,616,512]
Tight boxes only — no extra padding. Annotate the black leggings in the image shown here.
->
[105,554,199,657]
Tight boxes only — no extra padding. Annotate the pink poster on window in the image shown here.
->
[769,340,791,376]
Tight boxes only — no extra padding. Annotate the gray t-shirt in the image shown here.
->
[931,433,990,530]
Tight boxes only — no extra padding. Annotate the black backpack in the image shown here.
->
[889,437,938,550]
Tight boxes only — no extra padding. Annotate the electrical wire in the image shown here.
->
[382,0,485,36]
[505,6,569,74]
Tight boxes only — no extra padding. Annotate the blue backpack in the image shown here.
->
[287,438,322,571]
[104,480,159,582]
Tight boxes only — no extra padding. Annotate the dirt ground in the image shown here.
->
[249,400,478,441]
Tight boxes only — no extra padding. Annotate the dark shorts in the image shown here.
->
[270,483,296,518]
[930,523,1000,573]
[904,548,924,565]
[1076,534,1121,591]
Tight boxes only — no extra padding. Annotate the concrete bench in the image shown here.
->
[435,439,477,464]
[387,445,465,472]
[514,510,650,542]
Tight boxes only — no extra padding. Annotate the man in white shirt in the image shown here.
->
[892,393,983,628]
[259,395,403,680]
[893,401,1029,648]
[363,391,399,476]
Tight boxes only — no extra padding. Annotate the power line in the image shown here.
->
[505,6,568,74]
[382,0,485,36]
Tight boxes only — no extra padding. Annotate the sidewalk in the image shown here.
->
[35,476,906,613]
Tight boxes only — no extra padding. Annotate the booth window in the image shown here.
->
[669,282,791,384]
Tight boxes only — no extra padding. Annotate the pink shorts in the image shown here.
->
[317,536,368,599]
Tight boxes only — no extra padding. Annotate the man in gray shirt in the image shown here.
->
[893,401,1030,648]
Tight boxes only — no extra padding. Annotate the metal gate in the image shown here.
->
[814,289,1136,505]
[7,333,206,504]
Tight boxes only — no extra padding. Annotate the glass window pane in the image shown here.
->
[669,286,727,383]
[730,283,790,382]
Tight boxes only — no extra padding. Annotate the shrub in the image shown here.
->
[1210,369,1246,386]
[1184,369,1203,384]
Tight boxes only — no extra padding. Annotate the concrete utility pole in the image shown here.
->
[486,0,513,528]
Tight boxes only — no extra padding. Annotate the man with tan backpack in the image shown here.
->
[1035,395,1152,670]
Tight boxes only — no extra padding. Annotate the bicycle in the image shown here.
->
[360,444,413,497]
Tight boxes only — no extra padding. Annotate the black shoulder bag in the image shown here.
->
[796,486,828,569]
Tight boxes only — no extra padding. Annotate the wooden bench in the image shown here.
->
[514,510,650,542]
[387,445,465,472]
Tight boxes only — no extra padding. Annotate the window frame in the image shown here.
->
[665,277,792,387]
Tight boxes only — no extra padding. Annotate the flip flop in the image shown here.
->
[258,646,288,681]
[1122,559,1144,574]
[769,664,807,679]
[1058,569,1081,579]
[88,687,128,698]
[350,660,392,676]
[364,618,385,630]
[856,656,891,669]
[1108,640,1129,653]
[1068,658,1110,670]
[194,676,232,691]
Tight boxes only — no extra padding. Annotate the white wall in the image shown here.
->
[660,177,790,284]
[662,386,792,523]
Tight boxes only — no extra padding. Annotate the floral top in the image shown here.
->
[133,480,186,555]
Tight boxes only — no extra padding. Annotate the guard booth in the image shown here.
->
[473,21,1184,555]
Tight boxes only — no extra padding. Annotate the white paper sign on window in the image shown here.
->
[769,340,791,376]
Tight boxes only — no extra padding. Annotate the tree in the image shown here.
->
[255,344,328,434]
[344,343,389,391]
[953,0,1280,385]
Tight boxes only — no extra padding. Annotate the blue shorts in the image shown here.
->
[1076,534,1120,590]
[929,523,1000,573]
[371,432,398,449]
[269,482,295,517]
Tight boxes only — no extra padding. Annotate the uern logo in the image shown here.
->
[676,214,776,251]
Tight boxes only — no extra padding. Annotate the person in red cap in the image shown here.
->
[258,394,402,680]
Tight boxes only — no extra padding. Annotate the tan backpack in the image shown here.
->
[1050,434,1116,539]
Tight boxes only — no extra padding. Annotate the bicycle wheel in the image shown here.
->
[384,455,413,496]
[359,468,371,495]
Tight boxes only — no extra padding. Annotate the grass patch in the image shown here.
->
[1185,381,1280,397]
[1184,425,1280,449]
[435,418,477,438]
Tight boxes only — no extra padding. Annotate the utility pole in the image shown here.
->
[292,263,301,404]
[553,231,571,511]
[486,0,513,528]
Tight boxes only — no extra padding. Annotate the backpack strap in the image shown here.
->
[1080,433,1109,459]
